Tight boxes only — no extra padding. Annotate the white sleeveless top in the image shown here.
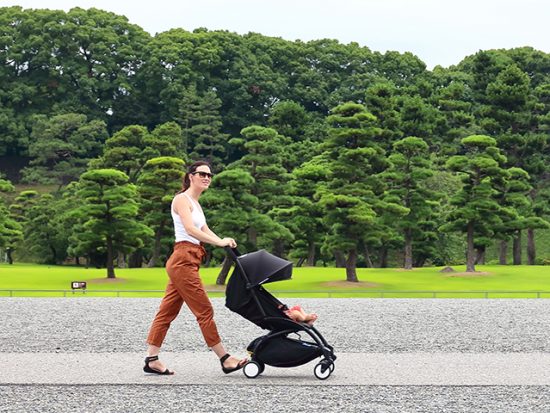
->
[171,193,206,244]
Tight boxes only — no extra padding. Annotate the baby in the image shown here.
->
[279,304,318,325]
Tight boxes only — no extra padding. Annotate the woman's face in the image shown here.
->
[190,165,213,190]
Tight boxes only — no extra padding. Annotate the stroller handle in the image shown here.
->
[224,246,241,260]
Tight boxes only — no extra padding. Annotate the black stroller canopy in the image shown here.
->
[226,249,293,329]
[237,249,292,287]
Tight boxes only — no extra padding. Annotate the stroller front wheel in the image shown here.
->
[314,360,333,380]
[243,360,263,378]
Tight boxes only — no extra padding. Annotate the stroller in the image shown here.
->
[225,247,336,380]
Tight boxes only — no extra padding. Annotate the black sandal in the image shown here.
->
[220,353,246,374]
[143,355,174,375]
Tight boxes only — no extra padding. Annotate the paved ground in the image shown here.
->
[1,298,550,412]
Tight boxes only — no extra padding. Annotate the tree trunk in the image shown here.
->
[50,245,57,264]
[117,251,126,268]
[272,239,284,258]
[248,227,257,249]
[499,240,507,265]
[216,257,233,285]
[106,237,115,279]
[6,247,13,265]
[513,230,522,265]
[527,228,536,265]
[364,246,373,268]
[306,241,316,266]
[379,247,388,268]
[203,250,212,267]
[148,228,163,268]
[334,250,346,268]
[466,223,475,272]
[128,251,143,268]
[474,247,485,265]
[403,229,413,270]
[414,256,426,268]
[345,249,358,282]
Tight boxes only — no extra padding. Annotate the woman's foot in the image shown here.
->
[220,354,248,373]
[144,355,175,375]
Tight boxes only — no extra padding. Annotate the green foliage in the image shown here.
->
[91,123,180,183]
[226,126,293,251]
[69,169,153,277]
[319,103,392,279]
[0,179,22,261]
[383,137,439,268]
[443,135,513,271]
[21,113,108,185]
[0,8,549,270]
[20,194,69,264]
[201,168,262,257]
[0,6,151,155]
[174,85,228,168]
[137,156,185,266]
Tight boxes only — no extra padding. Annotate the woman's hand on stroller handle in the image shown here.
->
[219,237,237,248]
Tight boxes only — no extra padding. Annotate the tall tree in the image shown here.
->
[92,123,178,183]
[175,86,228,168]
[228,126,293,254]
[272,155,328,266]
[443,135,509,272]
[319,103,395,281]
[137,156,185,267]
[383,137,438,269]
[22,193,69,264]
[0,179,22,264]
[70,169,153,278]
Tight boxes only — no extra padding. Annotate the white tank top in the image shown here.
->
[171,193,206,244]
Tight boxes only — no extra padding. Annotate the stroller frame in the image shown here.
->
[225,247,337,380]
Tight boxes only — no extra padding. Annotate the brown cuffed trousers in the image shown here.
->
[146,241,221,348]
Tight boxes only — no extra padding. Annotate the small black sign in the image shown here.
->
[71,281,87,290]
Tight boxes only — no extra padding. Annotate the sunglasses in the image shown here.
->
[191,171,214,179]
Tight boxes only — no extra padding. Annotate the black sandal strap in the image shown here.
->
[219,353,230,364]
[145,355,159,363]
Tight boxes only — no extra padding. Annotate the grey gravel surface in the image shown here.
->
[2,385,550,413]
[2,298,550,412]
[1,298,550,353]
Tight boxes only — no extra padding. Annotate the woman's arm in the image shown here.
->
[174,196,235,247]
[201,224,237,248]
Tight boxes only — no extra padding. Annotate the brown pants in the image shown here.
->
[146,241,221,348]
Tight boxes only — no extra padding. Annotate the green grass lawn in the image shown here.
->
[0,263,549,298]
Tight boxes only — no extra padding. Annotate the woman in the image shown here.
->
[144,161,247,375]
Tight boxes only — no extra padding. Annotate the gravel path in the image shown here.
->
[3,384,550,413]
[1,298,550,353]
[1,297,550,412]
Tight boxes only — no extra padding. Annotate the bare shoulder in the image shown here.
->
[173,193,192,214]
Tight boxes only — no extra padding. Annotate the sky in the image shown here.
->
[2,0,549,69]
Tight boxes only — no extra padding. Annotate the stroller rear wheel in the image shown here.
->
[243,360,264,378]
